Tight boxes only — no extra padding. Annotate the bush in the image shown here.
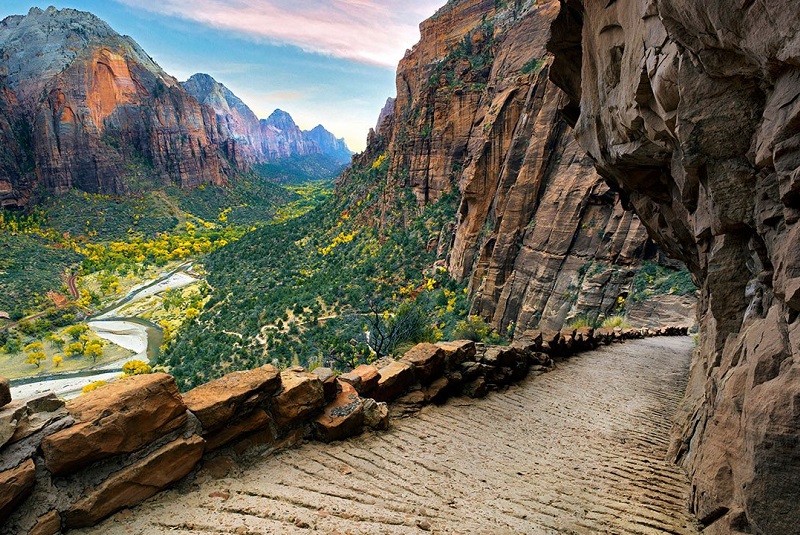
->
[601,315,630,329]
[122,360,152,376]
[453,315,503,344]
[81,380,107,394]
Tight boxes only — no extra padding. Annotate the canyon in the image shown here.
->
[2,0,797,533]
[0,7,350,209]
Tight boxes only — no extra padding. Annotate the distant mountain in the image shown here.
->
[0,7,351,209]
[304,125,352,163]
[183,75,352,165]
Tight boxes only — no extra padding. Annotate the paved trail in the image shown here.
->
[81,337,700,534]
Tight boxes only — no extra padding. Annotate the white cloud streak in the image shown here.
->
[115,0,444,67]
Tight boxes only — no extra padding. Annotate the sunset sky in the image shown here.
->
[0,1,446,151]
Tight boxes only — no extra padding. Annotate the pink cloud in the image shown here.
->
[116,0,445,67]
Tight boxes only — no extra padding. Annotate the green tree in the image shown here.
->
[65,324,90,341]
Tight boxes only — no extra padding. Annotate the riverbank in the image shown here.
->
[9,266,198,399]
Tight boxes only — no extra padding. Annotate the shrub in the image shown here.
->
[601,315,630,329]
[453,315,503,343]
[81,380,107,394]
[122,360,152,376]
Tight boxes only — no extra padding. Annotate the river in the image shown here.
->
[10,264,197,400]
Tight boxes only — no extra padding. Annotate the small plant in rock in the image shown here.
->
[601,315,630,329]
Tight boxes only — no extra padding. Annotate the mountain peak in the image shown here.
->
[264,109,298,131]
[0,6,165,99]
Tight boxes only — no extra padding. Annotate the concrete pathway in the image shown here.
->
[79,337,700,534]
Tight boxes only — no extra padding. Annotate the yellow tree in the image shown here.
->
[84,340,104,364]
[52,354,64,368]
[25,351,46,368]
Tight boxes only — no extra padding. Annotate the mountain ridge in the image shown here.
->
[0,7,351,209]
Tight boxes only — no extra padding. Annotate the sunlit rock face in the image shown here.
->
[0,7,229,207]
[548,1,800,532]
[343,0,692,336]
[0,7,352,209]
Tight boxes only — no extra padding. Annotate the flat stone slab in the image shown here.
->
[42,374,187,476]
[182,365,280,432]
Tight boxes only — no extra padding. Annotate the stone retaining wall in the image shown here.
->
[0,326,688,534]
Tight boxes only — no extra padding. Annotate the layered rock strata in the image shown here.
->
[547,1,800,533]
[0,8,350,208]
[346,0,694,334]
[0,325,687,533]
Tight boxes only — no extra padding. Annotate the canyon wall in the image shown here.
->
[0,7,351,209]
[547,1,800,533]
[351,0,693,334]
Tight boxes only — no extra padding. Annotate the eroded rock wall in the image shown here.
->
[362,0,691,334]
[547,1,800,533]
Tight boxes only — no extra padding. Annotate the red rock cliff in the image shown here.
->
[348,0,693,334]
[548,1,800,533]
[0,7,230,205]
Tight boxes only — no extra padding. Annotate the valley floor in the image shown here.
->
[78,337,700,534]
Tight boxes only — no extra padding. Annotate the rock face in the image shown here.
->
[64,435,205,529]
[182,74,352,165]
[547,1,800,533]
[41,373,187,475]
[0,458,35,521]
[342,0,694,334]
[0,7,350,208]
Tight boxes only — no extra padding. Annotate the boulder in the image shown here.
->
[182,365,280,432]
[312,367,341,401]
[0,459,36,521]
[314,382,364,442]
[205,408,272,452]
[29,510,61,535]
[362,398,390,430]
[0,376,10,408]
[374,361,414,402]
[400,343,445,384]
[463,377,488,399]
[0,394,67,450]
[272,370,324,428]
[390,390,426,417]
[513,331,543,352]
[423,376,450,404]
[481,346,524,368]
[436,340,476,369]
[42,374,187,476]
[64,435,205,529]
[339,365,379,395]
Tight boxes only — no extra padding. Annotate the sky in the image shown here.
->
[0,1,446,151]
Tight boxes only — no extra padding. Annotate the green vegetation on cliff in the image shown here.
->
[159,155,481,390]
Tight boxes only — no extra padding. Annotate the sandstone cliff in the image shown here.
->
[0,7,229,206]
[0,8,350,208]
[347,0,694,334]
[547,1,800,533]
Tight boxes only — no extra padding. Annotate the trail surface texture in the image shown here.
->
[79,337,700,534]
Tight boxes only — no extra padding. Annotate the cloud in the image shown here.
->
[114,0,444,67]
